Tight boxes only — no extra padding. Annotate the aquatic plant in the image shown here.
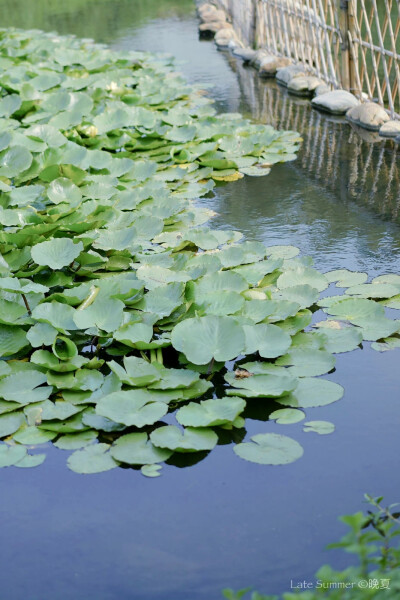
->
[0,29,399,473]
[223,494,400,599]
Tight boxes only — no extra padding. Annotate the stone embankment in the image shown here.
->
[196,2,400,141]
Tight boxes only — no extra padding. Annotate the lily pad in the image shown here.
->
[67,443,119,474]
[176,397,246,427]
[171,315,245,364]
[303,421,335,435]
[110,433,172,465]
[150,425,218,452]
[234,433,303,465]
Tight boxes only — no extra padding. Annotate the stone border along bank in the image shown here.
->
[196,2,400,141]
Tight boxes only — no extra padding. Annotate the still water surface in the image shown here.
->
[1,2,400,599]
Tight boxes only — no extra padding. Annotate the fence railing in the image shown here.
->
[218,0,400,118]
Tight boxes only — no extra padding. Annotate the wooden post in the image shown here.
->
[338,0,351,90]
[347,0,357,95]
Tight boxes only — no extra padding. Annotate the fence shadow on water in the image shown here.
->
[223,51,400,222]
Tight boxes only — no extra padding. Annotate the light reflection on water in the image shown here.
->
[0,3,400,600]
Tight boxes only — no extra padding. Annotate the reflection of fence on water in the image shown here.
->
[225,55,400,220]
[217,0,400,118]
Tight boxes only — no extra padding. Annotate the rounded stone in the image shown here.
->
[259,56,292,78]
[215,28,238,47]
[200,8,227,23]
[232,47,257,62]
[379,120,400,138]
[250,49,271,69]
[346,102,390,131]
[276,65,307,86]
[314,83,331,96]
[288,75,324,96]
[311,90,360,115]
[199,20,231,33]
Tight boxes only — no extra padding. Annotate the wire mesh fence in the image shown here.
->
[218,0,400,118]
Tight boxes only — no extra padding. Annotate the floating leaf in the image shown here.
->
[269,408,305,424]
[95,390,168,427]
[67,443,119,474]
[303,421,335,435]
[110,433,172,465]
[0,443,27,468]
[234,433,303,465]
[171,316,245,365]
[276,349,336,377]
[176,397,246,427]
[31,238,83,270]
[141,464,162,478]
[276,378,344,408]
[225,370,297,398]
[150,425,218,453]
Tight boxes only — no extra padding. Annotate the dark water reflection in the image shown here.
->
[0,2,400,599]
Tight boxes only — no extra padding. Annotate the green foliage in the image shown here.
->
[0,28,398,474]
[223,495,400,599]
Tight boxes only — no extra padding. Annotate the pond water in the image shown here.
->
[1,2,400,599]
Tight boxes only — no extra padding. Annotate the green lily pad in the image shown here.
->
[234,433,303,465]
[303,421,335,435]
[150,425,218,452]
[171,315,245,365]
[110,432,172,465]
[95,390,168,427]
[0,443,27,468]
[269,408,305,424]
[141,464,162,478]
[276,378,344,408]
[31,238,83,270]
[67,443,119,474]
[176,397,246,427]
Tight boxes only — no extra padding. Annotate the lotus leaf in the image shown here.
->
[303,421,335,435]
[31,238,83,270]
[67,443,119,474]
[110,432,172,465]
[150,425,218,452]
[171,316,245,364]
[95,390,168,427]
[269,408,305,424]
[176,397,246,427]
[234,433,303,465]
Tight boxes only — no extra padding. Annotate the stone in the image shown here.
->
[276,64,307,86]
[259,56,292,77]
[227,39,240,50]
[379,120,400,137]
[199,20,232,33]
[197,2,218,18]
[346,102,390,131]
[311,90,360,114]
[200,8,227,23]
[250,49,271,69]
[314,83,331,96]
[198,3,218,17]
[287,75,324,96]
[232,47,257,63]
[215,28,238,47]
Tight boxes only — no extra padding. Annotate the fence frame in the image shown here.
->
[222,0,400,118]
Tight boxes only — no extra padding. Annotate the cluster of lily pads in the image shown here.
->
[0,29,399,475]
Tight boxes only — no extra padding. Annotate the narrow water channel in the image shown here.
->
[0,2,400,599]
